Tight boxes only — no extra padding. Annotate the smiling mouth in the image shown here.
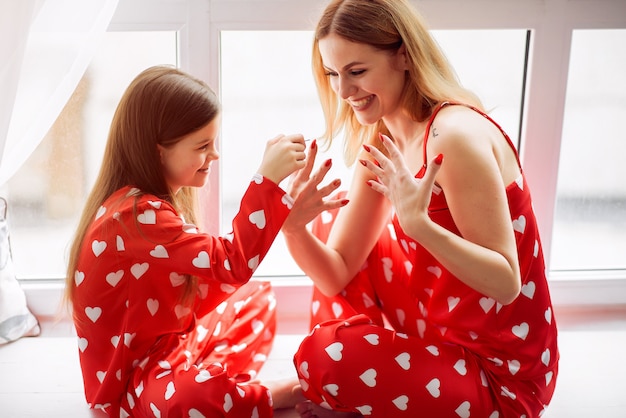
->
[349,95,374,110]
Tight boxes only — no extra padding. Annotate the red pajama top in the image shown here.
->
[398,102,559,412]
[71,175,291,412]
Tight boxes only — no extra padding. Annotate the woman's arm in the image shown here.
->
[364,111,522,305]
[282,142,391,297]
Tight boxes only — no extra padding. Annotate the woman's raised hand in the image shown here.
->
[282,139,347,233]
[257,134,307,185]
[360,134,443,238]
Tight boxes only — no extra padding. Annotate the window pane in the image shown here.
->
[4,31,177,279]
[431,30,527,149]
[220,30,527,277]
[551,29,626,271]
[220,31,341,277]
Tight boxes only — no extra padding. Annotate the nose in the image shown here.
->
[208,147,219,161]
[336,76,356,100]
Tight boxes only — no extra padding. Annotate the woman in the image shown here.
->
[283,0,559,416]
[65,65,330,417]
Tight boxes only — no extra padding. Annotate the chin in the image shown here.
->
[355,114,380,126]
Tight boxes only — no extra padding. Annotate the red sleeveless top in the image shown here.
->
[393,101,559,410]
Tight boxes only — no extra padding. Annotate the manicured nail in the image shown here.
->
[325,159,332,167]
[311,139,317,149]
[378,133,385,142]
[434,154,443,165]
[341,199,349,206]
[359,159,367,166]
[363,144,371,152]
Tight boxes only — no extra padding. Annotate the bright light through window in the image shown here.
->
[220,29,527,278]
[5,31,177,279]
[551,29,626,272]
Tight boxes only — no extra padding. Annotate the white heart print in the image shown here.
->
[74,271,85,286]
[455,401,471,418]
[193,251,210,268]
[150,245,169,258]
[92,240,107,257]
[146,299,159,316]
[248,210,266,229]
[137,209,156,225]
[164,381,175,400]
[223,393,233,412]
[359,368,377,387]
[106,270,124,287]
[325,342,344,361]
[85,306,102,323]
[426,378,440,398]
[131,263,149,279]
[512,322,529,340]
[392,395,409,411]
[395,352,411,370]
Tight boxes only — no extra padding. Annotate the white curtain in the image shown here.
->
[0,0,118,187]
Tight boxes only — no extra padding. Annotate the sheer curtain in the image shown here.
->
[0,0,118,187]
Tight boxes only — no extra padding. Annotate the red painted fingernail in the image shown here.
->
[341,199,349,206]
[360,159,367,166]
[363,144,371,152]
[325,159,332,167]
[434,154,443,165]
[374,160,381,167]
[378,133,385,142]
[311,139,317,149]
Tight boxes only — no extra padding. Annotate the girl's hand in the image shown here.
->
[361,134,443,237]
[282,140,346,233]
[257,134,307,185]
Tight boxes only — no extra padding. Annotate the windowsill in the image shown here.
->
[19,273,626,338]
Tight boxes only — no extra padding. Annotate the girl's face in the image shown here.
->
[158,117,220,194]
[318,33,408,126]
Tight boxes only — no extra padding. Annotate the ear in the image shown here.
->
[156,144,165,164]
[396,43,409,70]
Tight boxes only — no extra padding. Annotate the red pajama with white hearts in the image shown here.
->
[72,176,291,418]
[293,103,559,418]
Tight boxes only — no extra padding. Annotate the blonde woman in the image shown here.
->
[284,0,559,416]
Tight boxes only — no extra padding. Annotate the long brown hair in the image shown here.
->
[312,0,482,164]
[64,66,220,306]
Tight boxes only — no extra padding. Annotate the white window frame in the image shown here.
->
[22,0,626,321]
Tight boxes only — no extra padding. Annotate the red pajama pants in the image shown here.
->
[124,281,277,418]
[293,209,501,418]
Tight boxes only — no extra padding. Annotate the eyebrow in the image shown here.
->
[194,137,213,146]
[323,61,365,72]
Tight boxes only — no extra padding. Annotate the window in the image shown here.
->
[8,0,626,311]
[551,29,626,272]
[6,31,177,279]
[220,29,528,277]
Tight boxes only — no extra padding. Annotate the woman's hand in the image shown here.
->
[257,134,307,185]
[282,140,347,234]
[361,134,443,238]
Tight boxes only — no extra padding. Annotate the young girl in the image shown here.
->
[283,0,559,417]
[65,65,318,417]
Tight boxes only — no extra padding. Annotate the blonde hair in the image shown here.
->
[312,0,483,164]
[65,66,220,306]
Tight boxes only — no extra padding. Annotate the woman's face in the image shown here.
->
[158,116,220,194]
[318,33,408,126]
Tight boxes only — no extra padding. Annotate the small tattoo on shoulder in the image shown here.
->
[432,127,439,138]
